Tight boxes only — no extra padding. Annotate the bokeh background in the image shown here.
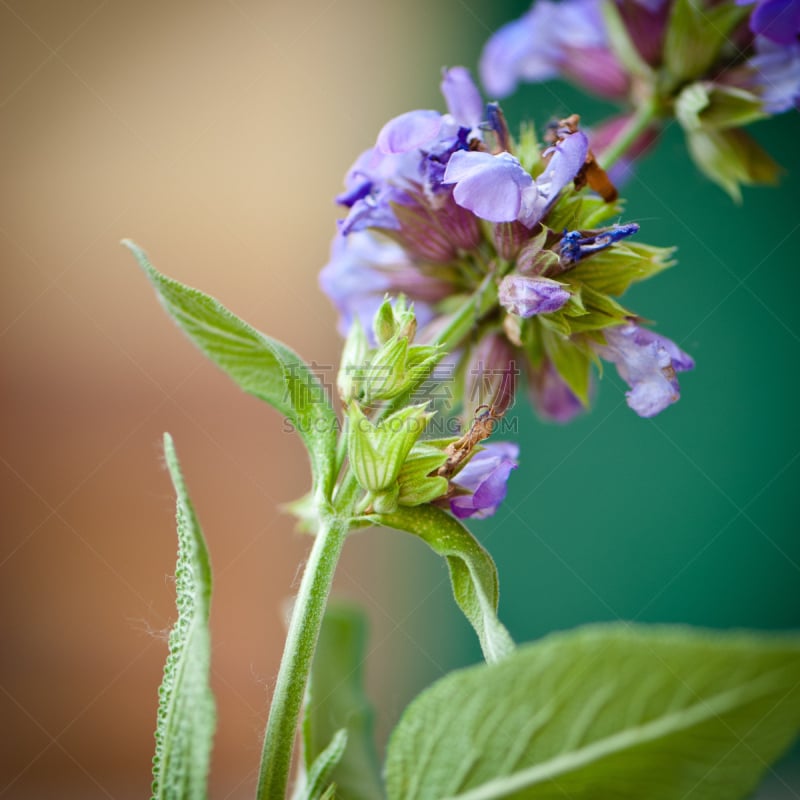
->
[2,0,799,797]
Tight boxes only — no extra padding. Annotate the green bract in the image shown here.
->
[347,402,432,511]
[337,318,370,403]
[396,444,449,507]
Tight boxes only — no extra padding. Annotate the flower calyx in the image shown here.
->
[347,402,434,514]
[337,296,440,405]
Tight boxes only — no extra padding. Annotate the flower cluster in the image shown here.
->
[480,0,799,198]
[322,69,693,424]
[341,298,519,519]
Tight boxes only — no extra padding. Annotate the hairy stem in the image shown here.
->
[599,96,660,172]
[256,513,350,800]
[257,281,489,797]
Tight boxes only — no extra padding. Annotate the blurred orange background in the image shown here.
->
[1,1,498,796]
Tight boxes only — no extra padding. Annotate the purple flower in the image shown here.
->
[442,151,538,224]
[377,110,446,155]
[442,131,587,227]
[337,68,489,238]
[595,324,694,417]
[319,231,449,338]
[450,442,519,519]
[499,275,570,317]
[479,0,629,100]
[539,130,589,203]
[528,362,586,422]
[440,66,485,130]
[738,0,800,45]
[748,36,800,112]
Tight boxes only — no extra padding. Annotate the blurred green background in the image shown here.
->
[2,0,797,796]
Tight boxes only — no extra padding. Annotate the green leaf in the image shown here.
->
[566,243,675,297]
[372,505,514,664]
[385,623,800,800]
[299,729,348,800]
[302,604,383,800]
[124,241,338,500]
[152,434,215,800]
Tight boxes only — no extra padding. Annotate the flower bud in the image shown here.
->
[337,318,370,402]
[373,297,397,345]
[363,336,411,403]
[498,274,571,317]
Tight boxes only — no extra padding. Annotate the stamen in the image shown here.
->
[559,222,640,265]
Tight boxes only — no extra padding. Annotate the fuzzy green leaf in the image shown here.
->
[152,434,215,800]
[372,505,514,664]
[302,605,383,800]
[299,729,347,800]
[124,241,337,499]
[385,624,800,800]
[567,243,675,297]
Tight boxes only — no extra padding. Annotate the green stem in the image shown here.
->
[256,512,350,800]
[598,96,660,172]
[256,282,488,798]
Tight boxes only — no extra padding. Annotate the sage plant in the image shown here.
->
[128,2,800,798]
[480,0,800,197]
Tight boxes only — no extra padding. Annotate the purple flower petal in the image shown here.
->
[538,131,589,203]
[748,36,800,113]
[499,275,570,317]
[484,13,558,97]
[450,442,519,519]
[596,324,694,418]
[377,110,443,155]
[749,0,800,44]
[319,231,444,339]
[479,0,616,99]
[441,67,484,129]
[443,150,535,224]
[528,362,586,422]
